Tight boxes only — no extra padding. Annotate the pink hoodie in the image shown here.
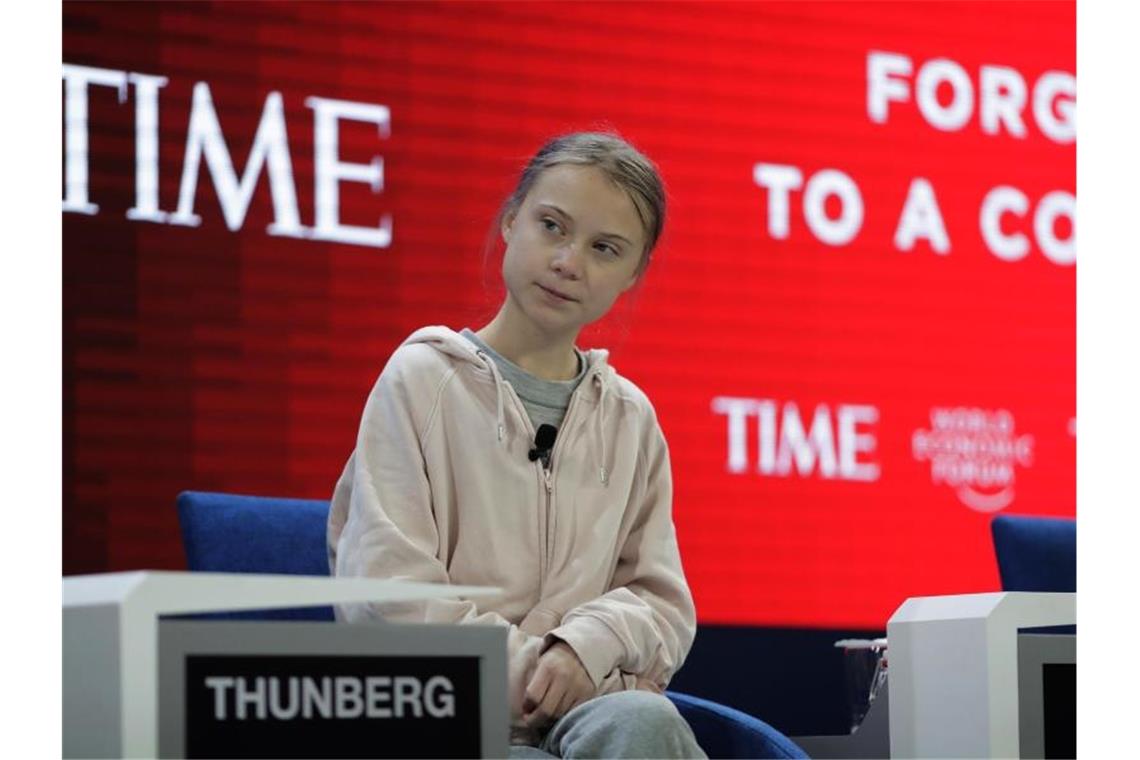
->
[327,326,696,738]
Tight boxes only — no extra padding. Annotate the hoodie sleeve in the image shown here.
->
[327,348,544,719]
[543,418,697,692]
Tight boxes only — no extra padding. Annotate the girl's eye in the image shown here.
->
[596,242,620,257]
[542,218,561,234]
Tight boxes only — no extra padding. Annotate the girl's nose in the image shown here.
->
[551,242,584,279]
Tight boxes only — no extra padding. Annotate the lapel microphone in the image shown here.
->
[528,424,558,469]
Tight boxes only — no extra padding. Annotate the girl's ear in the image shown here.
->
[501,209,518,242]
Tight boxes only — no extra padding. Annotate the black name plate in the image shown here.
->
[185,655,480,758]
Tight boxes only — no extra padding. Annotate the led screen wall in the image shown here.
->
[63,1,1074,629]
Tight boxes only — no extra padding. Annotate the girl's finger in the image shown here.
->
[523,662,552,712]
[532,678,565,726]
[554,686,581,720]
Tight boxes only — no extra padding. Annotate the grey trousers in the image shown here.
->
[508,691,708,759]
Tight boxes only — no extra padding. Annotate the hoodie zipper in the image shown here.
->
[539,373,595,584]
[496,379,557,598]
[488,360,598,599]
[540,447,555,586]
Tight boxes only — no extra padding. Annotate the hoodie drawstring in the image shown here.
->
[477,350,508,444]
[480,345,611,483]
[594,372,610,486]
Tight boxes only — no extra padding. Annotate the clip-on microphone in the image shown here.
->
[528,424,558,469]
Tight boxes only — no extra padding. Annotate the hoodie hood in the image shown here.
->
[399,325,613,379]
[400,325,617,484]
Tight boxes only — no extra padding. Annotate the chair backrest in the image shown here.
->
[176,490,334,620]
[991,514,1076,592]
[665,691,808,759]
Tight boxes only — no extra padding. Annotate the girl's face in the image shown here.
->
[500,164,647,338]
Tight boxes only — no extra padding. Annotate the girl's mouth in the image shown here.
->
[538,284,577,302]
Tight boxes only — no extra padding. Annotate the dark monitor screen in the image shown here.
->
[1042,663,1076,760]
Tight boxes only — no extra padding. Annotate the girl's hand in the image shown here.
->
[522,641,594,728]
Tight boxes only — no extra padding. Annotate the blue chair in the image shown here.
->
[177,491,335,620]
[666,691,808,759]
[991,514,1076,592]
[176,490,809,759]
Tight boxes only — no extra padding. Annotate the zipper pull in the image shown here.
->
[543,466,553,493]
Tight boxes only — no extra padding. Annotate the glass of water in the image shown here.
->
[834,637,888,733]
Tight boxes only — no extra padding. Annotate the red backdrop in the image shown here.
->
[62,0,1074,629]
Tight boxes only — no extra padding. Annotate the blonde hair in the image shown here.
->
[497,131,666,274]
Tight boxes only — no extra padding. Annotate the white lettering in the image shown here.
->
[171,84,303,237]
[980,185,1030,262]
[837,405,880,481]
[979,65,1028,138]
[204,676,235,720]
[393,676,423,718]
[775,403,837,478]
[715,397,880,482]
[894,177,950,254]
[1034,191,1076,265]
[752,163,803,240]
[980,186,1075,265]
[306,96,393,247]
[866,51,912,124]
[235,676,267,720]
[268,676,300,720]
[424,676,456,718]
[365,676,393,718]
[803,169,863,246]
[204,674,455,720]
[912,406,1035,508]
[1033,71,1076,143]
[335,676,364,718]
[711,397,760,473]
[866,51,1074,145]
[302,676,332,719]
[207,674,456,724]
[916,58,974,132]
[125,73,170,222]
[62,64,129,215]
[63,64,396,248]
[756,400,778,474]
[932,458,1014,488]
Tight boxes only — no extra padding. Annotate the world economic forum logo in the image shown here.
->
[911,407,1034,512]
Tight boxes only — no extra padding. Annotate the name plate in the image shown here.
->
[159,621,507,758]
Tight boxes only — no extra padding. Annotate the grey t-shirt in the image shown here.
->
[460,327,587,432]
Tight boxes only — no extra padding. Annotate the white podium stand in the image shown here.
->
[63,571,499,758]
[886,591,1075,759]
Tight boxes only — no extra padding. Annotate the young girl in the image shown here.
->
[328,132,705,758]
